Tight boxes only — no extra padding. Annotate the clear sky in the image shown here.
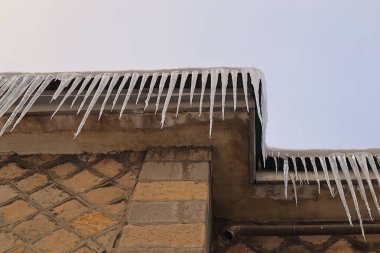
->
[0,0,379,149]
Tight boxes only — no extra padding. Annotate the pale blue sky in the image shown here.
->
[0,0,379,149]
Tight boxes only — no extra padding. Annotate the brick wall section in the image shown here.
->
[117,147,212,253]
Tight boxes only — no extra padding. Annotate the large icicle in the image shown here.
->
[99,73,120,120]
[300,157,310,184]
[274,156,278,173]
[176,71,189,116]
[348,155,373,220]
[0,75,43,136]
[161,72,179,128]
[328,156,352,225]
[0,75,24,109]
[310,157,321,193]
[209,70,218,137]
[291,156,298,180]
[120,73,139,118]
[11,76,54,131]
[77,74,102,114]
[367,155,380,187]
[231,70,238,111]
[248,70,263,123]
[283,158,289,199]
[136,73,149,104]
[241,70,249,112]
[357,154,380,216]
[0,75,19,99]
[74,74,111,138]
[220,69,228,120]
[291,174,298,205]
[51,76,84,119]
[71,75,93,108]
[112,74,131,111]
[199,70,209,116]
[319,157,334,197]
[144,73,158,111]
[337,154,365,239]
[189,70,198,105]
[154,73,169,114]
[51,74,75,101]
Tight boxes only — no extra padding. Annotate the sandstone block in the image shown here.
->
[127,201,179,224]
[183,201,207,223]
[61,170,103,192]
[140,162,183,181]
[16,173,48,192]
[0,200,37,224]
[33,229,79,253]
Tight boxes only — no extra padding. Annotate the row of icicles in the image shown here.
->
[271,152,380,240]
[0,68,265,139]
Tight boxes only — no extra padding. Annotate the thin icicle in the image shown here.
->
[161,72,179,128]
[0,75,43,136]
[231,70,238,111]
[51,76,84,119]
[136,73,149,104]
[319,157,334,197]
[220,69,228,120]
[11,76,54,131]
[120,73,140,118]
[199,70,209,117]
[348,155,373,221]
[357,154,380,216]
[300,157,309,184]
[274,157,278,173]
[98,73,120,120]
[112,74,131,111]
[328,156,353,225]
[0,75,24,109]
[189,71,198,105]
[209,70,218,137]
[144,73,158,111]
[291,156,298,180]
[71,75,93,109]
[155,73,169,114]
[283,158,289,199]
[248,70,263,123]
[51,74,75,101]
[176,71,189,116]
[74,74,111,138]
[337,154,365,239]
[367,155,380,187]
[0,75,18,99]
[77,74,102,114]
[291,174,298,205]
[0,76,9,91]
[241,70,249,112]
[310,157,320,193]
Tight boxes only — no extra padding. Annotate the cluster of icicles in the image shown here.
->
[271,152,380,240]
[0,67,267,142]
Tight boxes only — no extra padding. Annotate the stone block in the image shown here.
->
[50,162,77,178]
[0,163,28,180]
[132,182,208,201]
[33,228,79,253]
[139,162,183,181]
[16,173,48,192]
[186,162,209,181]
[127,201,179,224]
[30,185,69,208]
[105,200,127,219]
[0,200,37,224]
[183,201,207,223]
[83,185,126,205]
[116,170,138,190]
[14,214,56,240]
[299,235,330,245]
[0,230,22,252]
[70,211,115,236]
[325,239,355,253]
[0,184,18,204]
[61,170,103,192]
[93,159,124,178]
[118,224,205,248]
[175,149,210,161]
[8,246,37,253]
[51,199,88,221]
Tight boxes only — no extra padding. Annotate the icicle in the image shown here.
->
[209,70,218,137]
[112,74,131,111]
[153,73,169,114]
[71,75,93,109]
[274,157,278,173]
[220,69,228,120]
[291,174,298,205]
[0,75,43,136]
[283,158,289,199]
[367,155,380,187]
[176,71,189,116]
[0,75,35,118]
[199,70,209,116]
[0,76,10,92]
[77,74,102,114]
[0,75,18,98]
[357,154,380,216]
[74,74,111,138]
[328,156,353,225]
[300,157,309,184]
[144,73,158,111]
[189,70,198,105]
[291,156,298,180]
[348,155,373,220]
[161,72,179,128]
[310,157,321,193]
[0,75,24,109]
[248,70,263,123]
[319,157,334,197]
[11,76,54,131]
[241,70,249,112]
[51,76,83,119]
[231,70,238,111]
[120,73,139,118]
[51,74,75,101]
[98,73,120,120]
[337,154,365,239]
[136,73,149,104]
